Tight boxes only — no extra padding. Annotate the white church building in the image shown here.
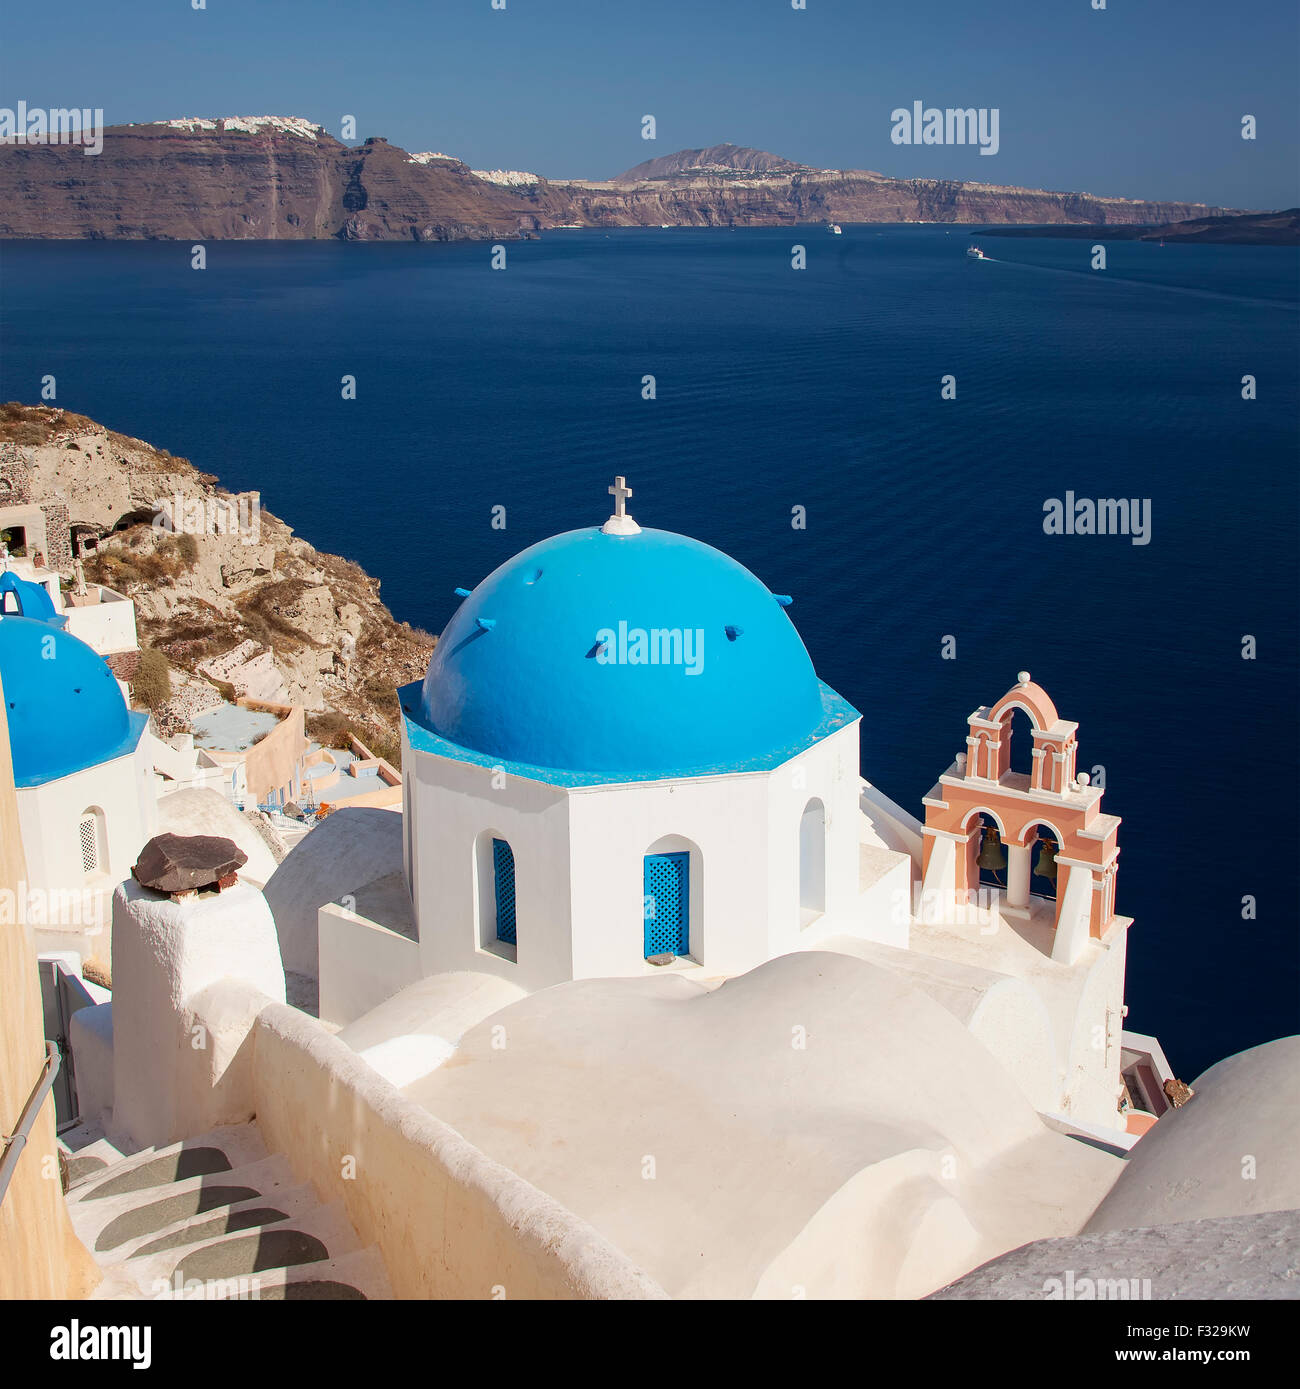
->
[0,566,276,964]
[23,478,1240,1304]
[290,480,1140,1140]
[0,574,156,955]
[398,478,866,991]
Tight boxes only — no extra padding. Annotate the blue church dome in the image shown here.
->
[0,616,146,788]
[0,571,63,626]
[412,525,855,781]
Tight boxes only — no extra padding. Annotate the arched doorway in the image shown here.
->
[799,798,826,924]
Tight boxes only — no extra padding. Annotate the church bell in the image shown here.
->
[977,825,1006,871]
[1034,839,1058,882]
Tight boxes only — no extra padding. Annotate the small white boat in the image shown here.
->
[828,223,843,235]
[966,245,989,260]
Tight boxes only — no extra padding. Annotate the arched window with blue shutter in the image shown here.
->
[492,838,516,946]
[643,850,689,959]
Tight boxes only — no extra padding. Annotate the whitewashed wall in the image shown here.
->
[318,901,422,1027]
[15,742,156,958]
[407,746,573,993]
[61,591,138,657]
[404,719,863,987]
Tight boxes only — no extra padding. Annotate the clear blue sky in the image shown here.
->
[2,0,1295,208]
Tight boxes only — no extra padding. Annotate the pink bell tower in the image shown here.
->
[919,672,1123,963]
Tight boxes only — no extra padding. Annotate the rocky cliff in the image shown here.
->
[0,403,432,759]
[0,123,1241,239]
[543,165,1239,229]
[0,119,532,242]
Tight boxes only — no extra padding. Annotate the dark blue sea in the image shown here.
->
[1,227,1296,1078]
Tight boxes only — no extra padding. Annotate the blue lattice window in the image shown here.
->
[643,852,689,958]
[493,838,516,946]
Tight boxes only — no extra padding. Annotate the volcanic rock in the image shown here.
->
[132,833,248,896]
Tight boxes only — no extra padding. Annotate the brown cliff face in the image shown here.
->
[0,123,534,241]
[0,124,1241,239]
[330,140,530,242]
[545,169,1238,229]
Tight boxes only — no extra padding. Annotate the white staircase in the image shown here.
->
[60,1123,392,1300]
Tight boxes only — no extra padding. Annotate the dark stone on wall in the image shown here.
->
[40,500,72,569]
[132,833,248,896]
[0,443,33,503]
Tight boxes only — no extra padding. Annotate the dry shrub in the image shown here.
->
[307,711,354,749]
[133,647,172,710]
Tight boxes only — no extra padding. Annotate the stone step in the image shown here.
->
[68,1123,268,1206]
[59,1125,149,1192]
[92,1245,393,1302]
[224,1247,394,1301]
[70,1152,296,1254]
[97,1184,320,1267]
[95,1202,362,1300]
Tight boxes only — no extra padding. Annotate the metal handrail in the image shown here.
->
[0,1042,61,1208]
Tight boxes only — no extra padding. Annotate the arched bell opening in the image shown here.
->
[974,812,1008,890]
[1024,823,1061,901]
[1003,706,1036,779]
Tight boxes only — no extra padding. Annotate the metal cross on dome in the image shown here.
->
[608,476,633,520]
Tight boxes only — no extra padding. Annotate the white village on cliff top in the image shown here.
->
[1,476,1296,1301]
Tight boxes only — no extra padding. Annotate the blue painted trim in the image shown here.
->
[13,710,149,790]
[400,678,859,788]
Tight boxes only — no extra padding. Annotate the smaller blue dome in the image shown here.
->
[0,616,146,787]
[0,572,62,625]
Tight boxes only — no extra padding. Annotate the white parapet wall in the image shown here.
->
[251,1002,670,1300]
[68,999,114,1130]
[859,777,925,861]
[61,587,138,657]
[318,901,423,1028]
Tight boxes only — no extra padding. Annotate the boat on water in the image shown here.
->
[828,223,843,235]
[966,245,990,260]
